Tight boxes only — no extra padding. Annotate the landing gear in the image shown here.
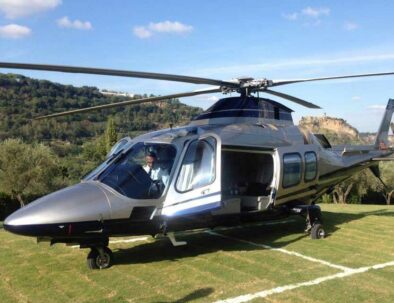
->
[310,223,325,239]
[290,204,326,240]
[167,232,187,246]
[87,247,113,270]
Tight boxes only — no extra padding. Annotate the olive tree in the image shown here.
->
[0,139,61,207]
[332,170,379,204]
[105,116,118,153]
[379,162,394,205]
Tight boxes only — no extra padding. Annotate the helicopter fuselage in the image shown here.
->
[4,97,393,247]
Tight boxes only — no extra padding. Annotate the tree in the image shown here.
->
[82,136,107,163]
[0,139,61,207]
[379,162,394,205]
[104,116,118,153]
[332,179,354,204]
[81,117,118,165]
[332,170,372,204]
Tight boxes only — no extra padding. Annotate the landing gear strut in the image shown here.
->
[290,204,325,239]
[87,246,113,269]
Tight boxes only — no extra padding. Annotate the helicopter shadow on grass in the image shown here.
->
[154,287,214,303]
[113,207,394,267]
[113,220,308,266]
[321,207,394,235]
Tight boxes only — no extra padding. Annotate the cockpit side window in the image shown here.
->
[176,137,216,192]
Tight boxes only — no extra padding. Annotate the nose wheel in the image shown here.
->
[87,247,113,269]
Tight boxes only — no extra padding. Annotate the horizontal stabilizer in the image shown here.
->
[338,145,374,156]
[372,156,394,161]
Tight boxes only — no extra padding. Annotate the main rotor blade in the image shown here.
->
[271,72,394,87]
[0,62,237,87]
[34,87,222,120]
[263,89,321,109]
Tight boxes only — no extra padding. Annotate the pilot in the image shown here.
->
[143,151,169,187]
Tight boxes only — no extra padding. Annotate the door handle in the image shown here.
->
[201,189,210,195]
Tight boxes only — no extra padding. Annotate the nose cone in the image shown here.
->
[4,182,111,237]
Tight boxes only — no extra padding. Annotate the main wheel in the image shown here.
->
[87,247,113,269]
[310,223,325,239]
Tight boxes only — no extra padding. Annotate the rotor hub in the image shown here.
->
[238,78,273,90]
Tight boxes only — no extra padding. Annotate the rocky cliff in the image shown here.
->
[299,116,360,144]
[299,116,393,146]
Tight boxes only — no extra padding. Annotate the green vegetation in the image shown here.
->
[0,138,63,207]
[0,73,201,143]
[319,128,394,205]
[0,204,393,302]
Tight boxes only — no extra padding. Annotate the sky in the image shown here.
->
[1,0,394,132]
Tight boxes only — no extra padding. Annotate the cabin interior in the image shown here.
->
[220,149,274,213]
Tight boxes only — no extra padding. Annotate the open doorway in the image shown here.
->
[221,149,274,212]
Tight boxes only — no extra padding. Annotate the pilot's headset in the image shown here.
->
[145,147,158,167]
[145,146,157,157]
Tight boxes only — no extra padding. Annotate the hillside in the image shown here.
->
[360,129,394,146]
[299,115,362,144]
[299,115,394,146]
[0,73,202,144]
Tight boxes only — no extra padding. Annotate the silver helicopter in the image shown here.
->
[1,62,393,269]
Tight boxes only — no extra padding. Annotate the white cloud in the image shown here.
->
[367,104,386,110]
[133,21,193,39]
[352,96,361,101]
[301,7,330,18]
[0,0,61,19]
[344,21,358,31]
[195,95,219,102]
[282,13,298,21]
[206,96,220,103]
[283,7,330,26]
[133,26,152,39]
[57,16,92,30]
[148,21,193,34]
[0,23,31,39]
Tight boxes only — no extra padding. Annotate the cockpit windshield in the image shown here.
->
[97,142,177,199]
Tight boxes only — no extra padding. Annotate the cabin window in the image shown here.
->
[176,137,216,192]
[304,152,317,181]
[282,153,302,188]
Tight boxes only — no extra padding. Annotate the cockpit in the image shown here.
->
[86,141,177,199]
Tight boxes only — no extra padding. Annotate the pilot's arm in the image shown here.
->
[158,167,170,187]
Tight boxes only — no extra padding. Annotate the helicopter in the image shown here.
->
[1,62,394,270]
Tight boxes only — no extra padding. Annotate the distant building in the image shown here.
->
[100,90,134,98]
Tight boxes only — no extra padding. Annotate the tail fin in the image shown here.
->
[374,99,394,149]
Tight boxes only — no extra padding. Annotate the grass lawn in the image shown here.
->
[0,204,393,302]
